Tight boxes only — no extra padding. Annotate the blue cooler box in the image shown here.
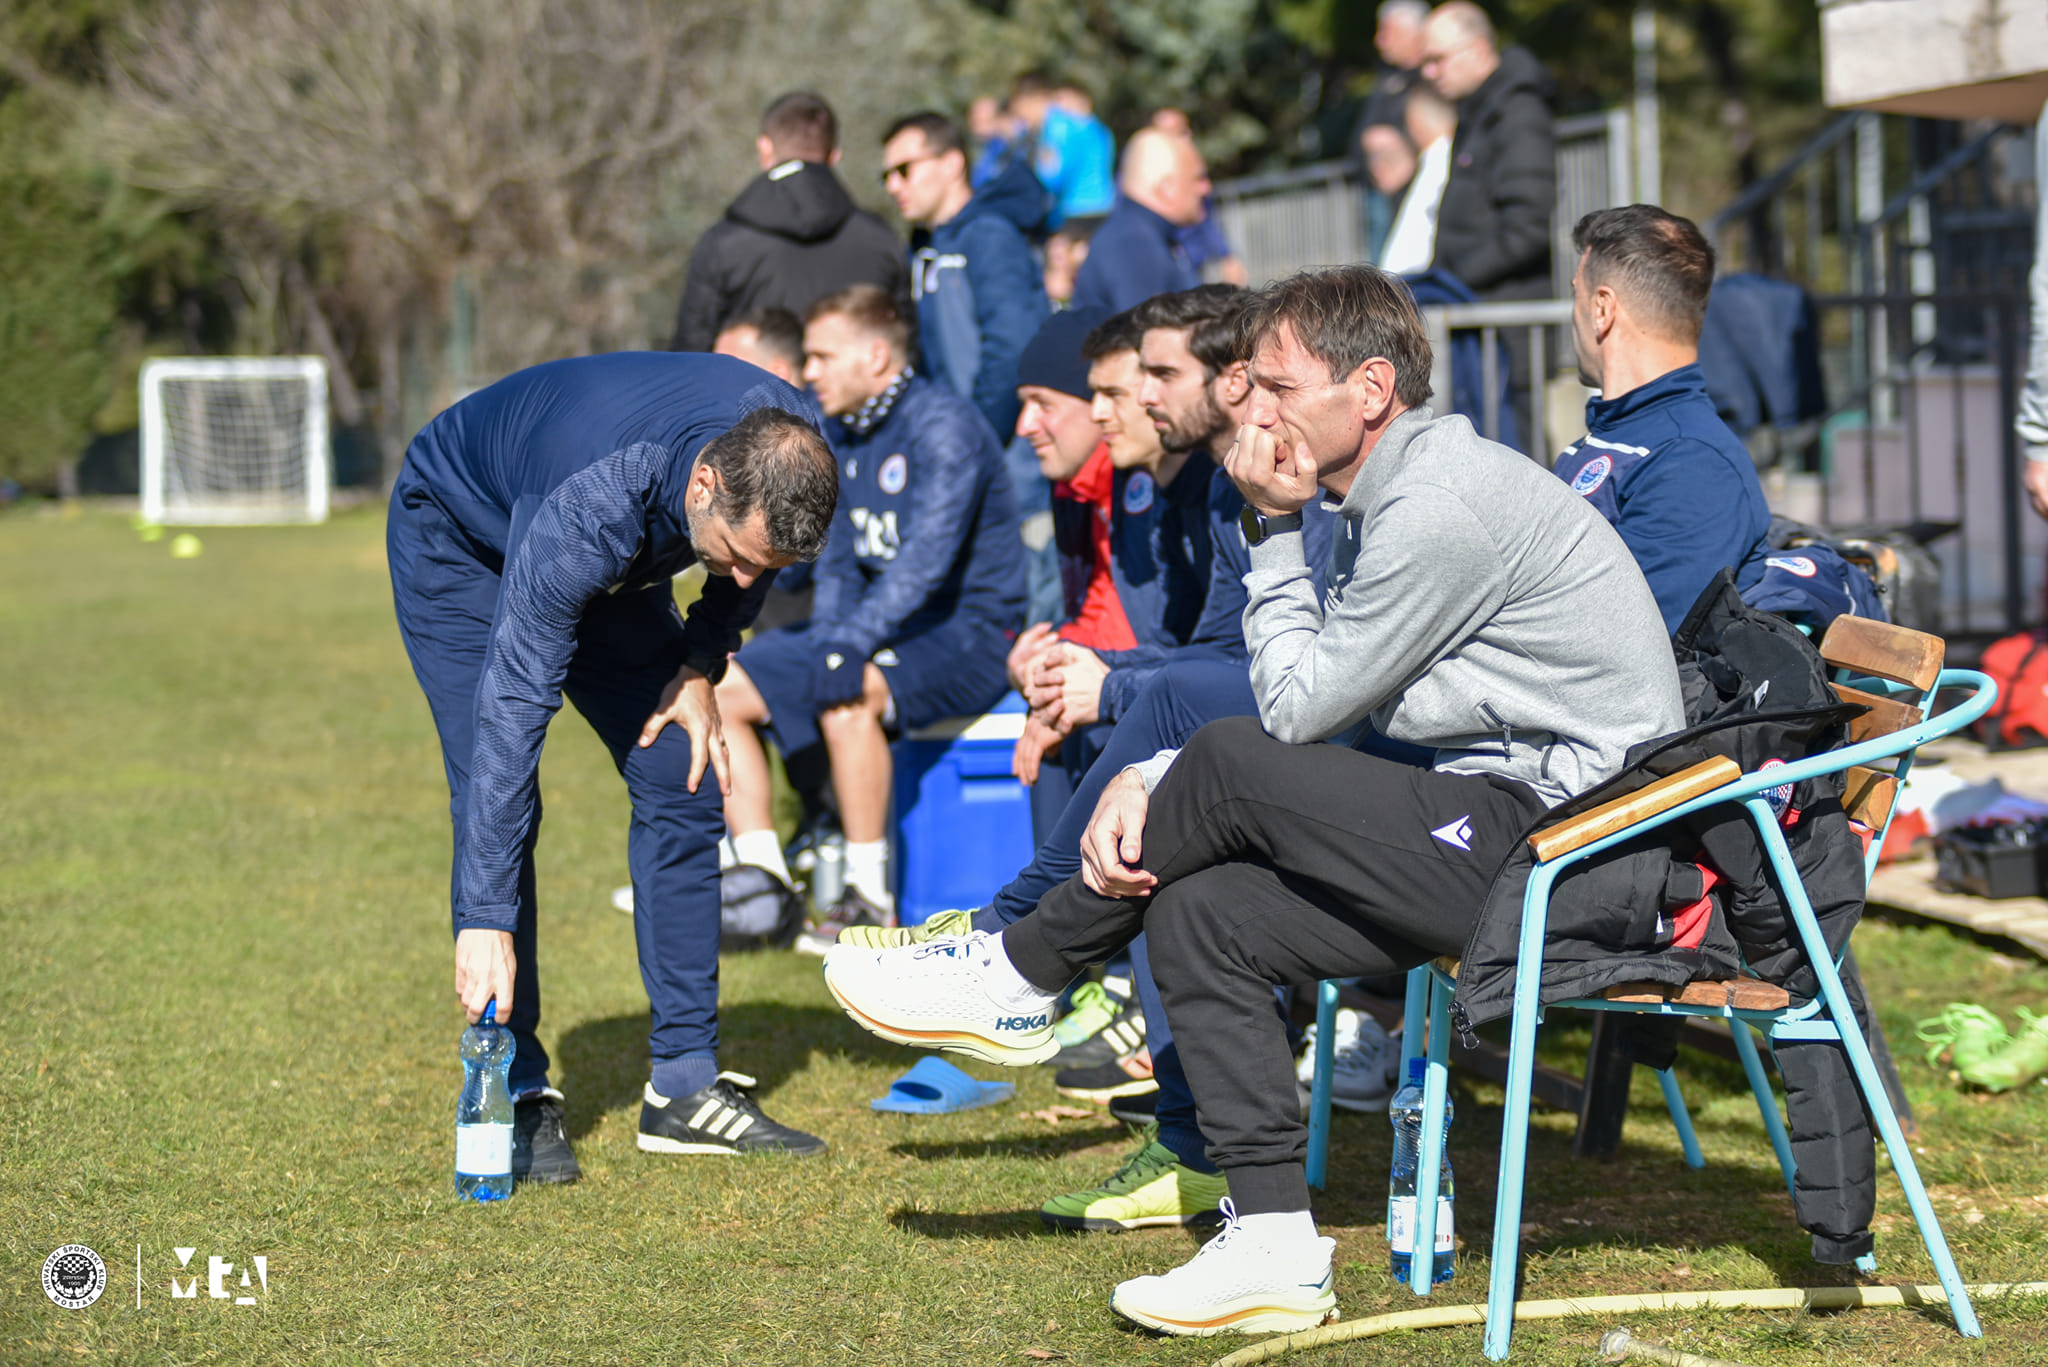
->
[890,691,1036,926]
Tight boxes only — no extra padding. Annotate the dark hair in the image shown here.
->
[1081,308,1144,361]
[806,283,914,361]
[1011,70,1054,99]
[1129,284,1246,379]
[1571,204,1716,344]
[698,408,838,561]
[1238,266,1433,406]
[760,91,838,163]
[720,307,804,373]
[882,110,965,159]
[1049,219,1099,249]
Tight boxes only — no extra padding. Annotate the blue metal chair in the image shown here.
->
[1305,616,1995,1358]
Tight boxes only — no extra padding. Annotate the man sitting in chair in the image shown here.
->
[823,265,1684,1335]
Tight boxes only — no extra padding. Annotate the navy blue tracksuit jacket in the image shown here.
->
[810,372,1026,656]
[388,351,818,1088]
[1553,364,1772,633]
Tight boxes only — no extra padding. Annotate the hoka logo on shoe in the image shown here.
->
[997,1014,1050,1031]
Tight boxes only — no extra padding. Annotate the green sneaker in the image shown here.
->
[836,906,974,951]
[1040,1131,1228,1232]
[1054,980,1121,1048]
[1962,1009,2048,1092]
[1915,1003,2010,1076]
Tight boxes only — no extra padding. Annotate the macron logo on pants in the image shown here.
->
[1430,816,1475,852]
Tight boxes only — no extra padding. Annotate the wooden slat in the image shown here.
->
[1601,976,1792,1011]
[1843,764,1899,831]
[1835,684,1924,744]
[1820,616,1944,691]
[1530,757,1742,862]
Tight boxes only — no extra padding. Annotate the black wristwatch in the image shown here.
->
[1239,506,1303,548]
[680,648,729,686]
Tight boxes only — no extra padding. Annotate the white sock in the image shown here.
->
[717,835,738,871]
[977,932,1056,1010]
[844,839,894,911]
[1235,1210,1320,1249]
[730,829,792,888]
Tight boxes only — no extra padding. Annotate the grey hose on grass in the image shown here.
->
[1598,1326,1757,1367]
[1207,1281,2048,1367]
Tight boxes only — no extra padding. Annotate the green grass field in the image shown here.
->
[4,506,2047,1365]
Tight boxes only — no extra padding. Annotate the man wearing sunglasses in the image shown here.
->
[883,110,1050,446]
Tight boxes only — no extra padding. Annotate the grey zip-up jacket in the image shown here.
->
[1135,406,1683,806]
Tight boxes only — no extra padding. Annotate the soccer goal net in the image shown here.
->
[141,357,331,525]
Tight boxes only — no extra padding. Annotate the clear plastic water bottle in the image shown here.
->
[456,1001,515,1202]
[1387,1057,1455,1285]
[808,831,846,915]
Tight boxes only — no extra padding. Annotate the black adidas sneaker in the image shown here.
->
[637,1072,827,1157]
[1050,997,1148,1070]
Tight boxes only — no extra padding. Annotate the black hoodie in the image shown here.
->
[670,160,908,352]
[1431,46,1557,298]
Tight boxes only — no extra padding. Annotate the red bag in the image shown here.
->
[1975,632,2048,749]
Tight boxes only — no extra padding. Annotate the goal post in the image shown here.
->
[140,356,332,525]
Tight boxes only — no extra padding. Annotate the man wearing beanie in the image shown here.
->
[1008,307,1134,816]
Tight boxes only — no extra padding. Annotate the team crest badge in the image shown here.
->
[878,453,908,494]
[1570,454,1612,496]
[1122,471,1155,515]
[1766,555,1818,578]
[43,1245,106,1309]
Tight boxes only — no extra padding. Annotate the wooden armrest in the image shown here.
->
[1529,757,1742,862]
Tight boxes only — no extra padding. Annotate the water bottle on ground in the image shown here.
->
[456,1001,515,1202]
[1387,1057,1455,1285]
[808,831,846,916]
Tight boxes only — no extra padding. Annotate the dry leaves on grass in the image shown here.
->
[1022,1351,1066,1361]
[1028,1106,1096,1125]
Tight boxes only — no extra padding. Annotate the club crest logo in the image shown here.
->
[1766,555,1818,578]
[43,1245,106,1310]
[878,453,908,494]
[1122,471,1155,515]
[1569,454,1612,496]
[1759,757,1795,817]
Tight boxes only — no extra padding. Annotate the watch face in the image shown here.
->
[1238,504,1265,546]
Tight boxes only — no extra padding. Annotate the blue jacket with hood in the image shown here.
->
[910,160,1050,442]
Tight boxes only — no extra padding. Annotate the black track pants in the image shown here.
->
[1003,716,1547,1213]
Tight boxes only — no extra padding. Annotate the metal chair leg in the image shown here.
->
[1306,978,1338,1190]
[1656,1068,1704,1169]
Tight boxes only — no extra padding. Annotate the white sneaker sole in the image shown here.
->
[636,1133,743,1156]
[823,965,1058,1066]
[1110,1289,1339,1337]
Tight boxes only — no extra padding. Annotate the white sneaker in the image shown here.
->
[821,931,1060,1065]
[1297,1009,1399,1113]
[1110,1199,1339,1336]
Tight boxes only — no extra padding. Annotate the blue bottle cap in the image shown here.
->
[1407,1057,1426,1085]
[482,999,497,1026]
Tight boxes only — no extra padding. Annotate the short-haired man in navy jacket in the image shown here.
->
[716,285,1026,948]
[387,353,840,1178]
[1553,205,1772,632]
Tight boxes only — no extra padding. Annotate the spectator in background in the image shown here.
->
[1376,88,1457,276]
[712,307,806,386]
[1044,222,1098,309]
[2021,97,2048,519]
[883,110,1049,445]
[1422,1,1556,424]
[967,96,1020,189]
[716,286,1024,950]
[1421,3,1555,302]
[1070,130,1210,314]
[1151,109,1248,288]
[1355,0,1431,253]
[670,92,908,354]
[1010,72,1118,229]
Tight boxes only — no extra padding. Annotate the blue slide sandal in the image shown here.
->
[871,1057,1016,1114]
